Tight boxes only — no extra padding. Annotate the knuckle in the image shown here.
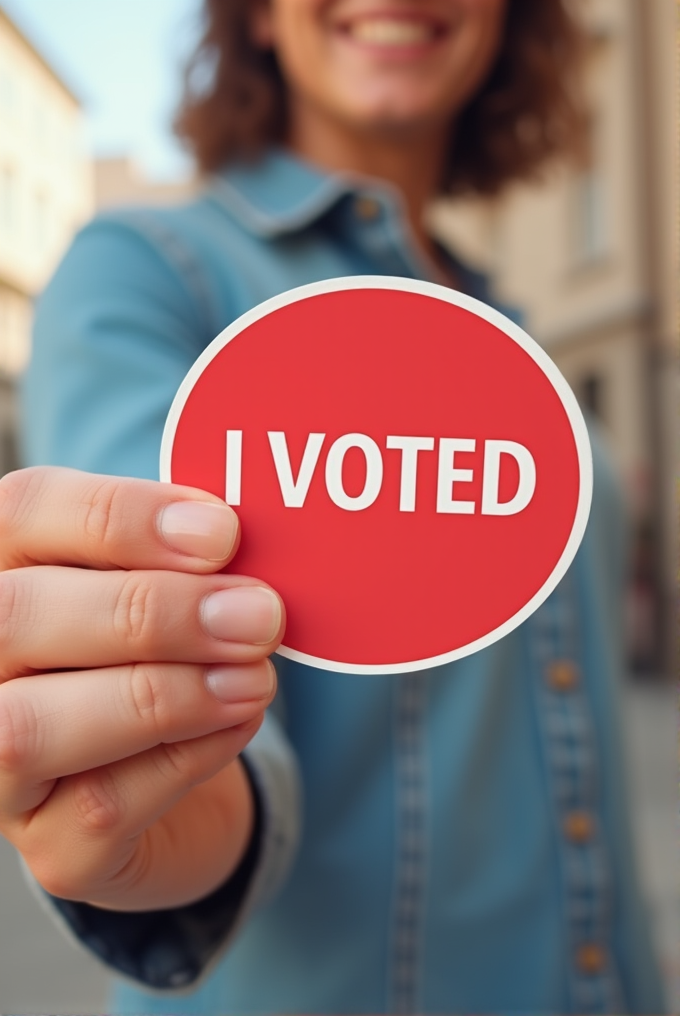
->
[0,468,45,555]
[127,663,169,734]
[112,573,158,652]
[157,740,203,789]
[0,686,39,773]
[71,769,122,833]
[0,571,21,657]
[80,477,125,554]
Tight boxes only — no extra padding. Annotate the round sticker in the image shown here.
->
[161,276,592,674]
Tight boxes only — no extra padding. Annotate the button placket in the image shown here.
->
[545,658,581,692]
[354,195,382,221]
[347,188,439,282]
[388,672,428,1015]
[576,942,608,975]
[528,572,623,1013]
[563,809,596,844]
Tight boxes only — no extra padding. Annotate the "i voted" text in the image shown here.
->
[224,430,536,516]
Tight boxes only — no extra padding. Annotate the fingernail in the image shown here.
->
[205,661,276,704]
[157,501,238,561]
[200,586,281,644]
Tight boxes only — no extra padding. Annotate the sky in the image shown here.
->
[2,0,201,180]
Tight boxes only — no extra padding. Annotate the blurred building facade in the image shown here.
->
[95,156,195,210]
[433,0,677,674]
[0,4,93,469]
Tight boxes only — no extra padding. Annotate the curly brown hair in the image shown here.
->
[175,0,588,196]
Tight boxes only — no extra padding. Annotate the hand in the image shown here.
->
[0,467,284,912]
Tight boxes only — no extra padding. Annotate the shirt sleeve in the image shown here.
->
[22,210,214,477]
[19,211,302,988]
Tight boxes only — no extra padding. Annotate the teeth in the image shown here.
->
[349,19,434,46]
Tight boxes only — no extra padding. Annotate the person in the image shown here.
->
[0,0,664,1012]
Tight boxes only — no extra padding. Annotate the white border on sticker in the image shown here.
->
[161,275,593,675]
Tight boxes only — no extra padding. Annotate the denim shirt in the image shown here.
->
[22,150,664,1015]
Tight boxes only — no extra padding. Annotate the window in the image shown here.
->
[33,101,48,149]
[0,166,17,234]
[0,67,15,117]
[580,372,605,421]
[33,191,49,250]
[572,170,609,265]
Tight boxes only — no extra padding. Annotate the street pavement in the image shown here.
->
[622,679,680,1012]
[0,678,678,1015]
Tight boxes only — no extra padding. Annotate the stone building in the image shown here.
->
[0,3,93,470]
[433,0,677,673]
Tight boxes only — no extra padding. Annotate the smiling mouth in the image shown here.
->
[338,16,447,48]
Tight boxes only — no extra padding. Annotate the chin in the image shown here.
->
[335,72,457,125]
[345,98,451,136]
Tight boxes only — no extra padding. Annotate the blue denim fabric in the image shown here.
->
[22,150,664,1014]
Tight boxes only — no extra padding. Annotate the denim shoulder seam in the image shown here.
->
[96,210,220,343]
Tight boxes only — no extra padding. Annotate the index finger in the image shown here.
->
[0,467,240,573]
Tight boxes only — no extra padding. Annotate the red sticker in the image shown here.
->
[161,277,592,674]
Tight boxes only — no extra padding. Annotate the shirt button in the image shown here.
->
[563,809,595,843]
[354,195,381,221]
[575,943,607,975]
[545,659,580,691]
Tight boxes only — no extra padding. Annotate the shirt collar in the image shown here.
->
[206,148,505,313]
[207,148,395,239]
